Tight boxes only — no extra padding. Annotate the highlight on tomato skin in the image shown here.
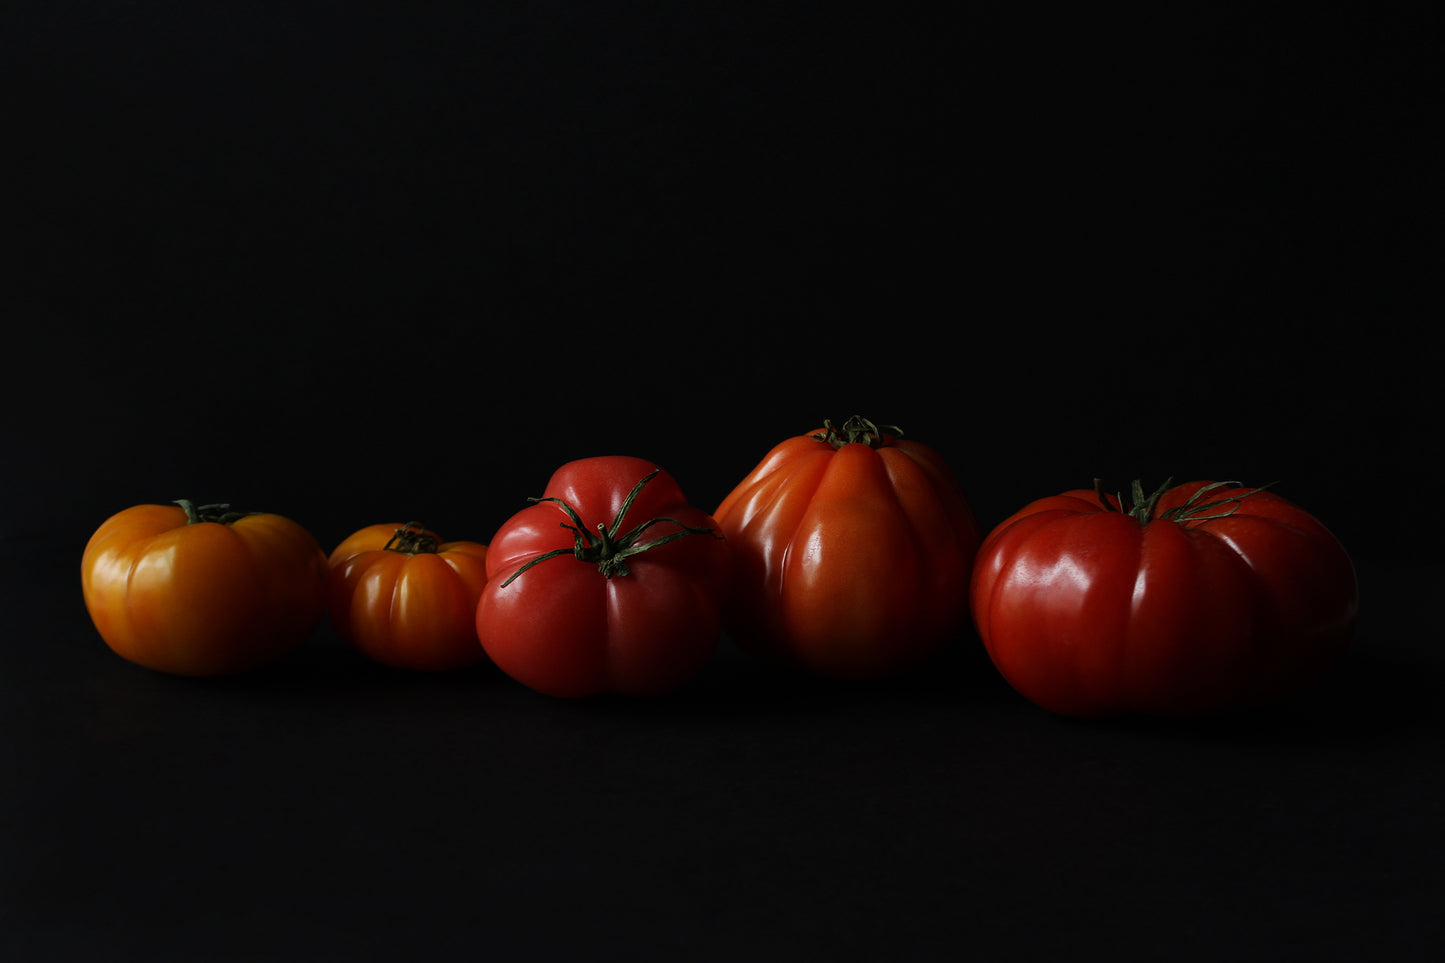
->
[326,522,491,672]
[712,416,983,681]
[79,500,330,677]
[968,478,1359,718]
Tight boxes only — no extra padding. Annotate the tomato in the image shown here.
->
[969,479,1358,717]
[80,500,329,676]
[712,416,982,679]
[327,523,490,671]
[475,457,731,698]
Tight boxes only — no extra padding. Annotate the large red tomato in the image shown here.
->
[81,500,329,676]
[475,457,731,698]
[970,479,1358,717]
[713,416,982,679]
[327,523,490,671]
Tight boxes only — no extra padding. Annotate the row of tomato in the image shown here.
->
[79,416,1359,718]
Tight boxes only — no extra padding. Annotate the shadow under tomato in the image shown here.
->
[590,630,1018,721]
[1059,645,1445,749]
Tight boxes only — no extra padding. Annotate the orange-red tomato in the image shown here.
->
[713,417,982,679]
[327,523,490,671]
[81,501,329,676]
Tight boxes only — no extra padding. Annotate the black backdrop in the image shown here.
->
[11,2,1439,557]
[6,3,1443,961]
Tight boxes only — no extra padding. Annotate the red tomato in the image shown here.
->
[713,417,982,679]
[81,500,329,676]
[327,523,490,671]
[475,457,731,698]
[970,479,1358,717]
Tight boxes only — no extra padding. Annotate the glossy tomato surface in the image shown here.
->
[476,456,731,698]
[969,480,1359,717]
[80,501,329,676]
[713,417,981,679]
[328,523,490,671]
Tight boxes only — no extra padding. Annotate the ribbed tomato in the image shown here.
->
[327,523,490,671]
[476,457,731,698]
[969,479,1358,717]
[713,417,981,679]
[81,500,329,676]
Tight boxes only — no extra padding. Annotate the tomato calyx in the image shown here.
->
[811,415,902,450]
[499,469,720,586]
[381,522,440,555]
[1093,478,1276,525]
[174,500,255,526]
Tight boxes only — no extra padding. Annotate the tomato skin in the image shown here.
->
[969,481,1359,717]
[80,503,329,676]
[713,422,982,679]
[327,524,490,671]
[475,457,731,698]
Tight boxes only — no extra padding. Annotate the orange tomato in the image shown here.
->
[81,501,329,676]
[327,523,490,671]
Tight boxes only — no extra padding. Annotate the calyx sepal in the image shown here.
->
[811,416,902,450]
[1093,478,1276,525]
[500,469,720,586]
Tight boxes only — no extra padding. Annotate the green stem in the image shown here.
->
[811,415,902,450]
[499,469,720,587]
[1160,481,1276,522]
[1092,478,1275,525]
[174,500,254,525]
[383,522,440,555]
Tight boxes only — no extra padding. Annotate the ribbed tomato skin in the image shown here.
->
[327,524,490,671]
[970,482,1358,717]
[82,504,328,676]
[714,427,981,680]
[476,457,731,698]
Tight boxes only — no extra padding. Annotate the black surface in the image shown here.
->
[7,549,1444,961]
[7,3,1442,960]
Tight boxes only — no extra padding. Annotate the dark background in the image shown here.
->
[5,3,1442,961]
[8,1,1440,557]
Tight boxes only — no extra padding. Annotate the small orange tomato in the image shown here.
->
[327,522,490,671]
[81,500,330,676]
